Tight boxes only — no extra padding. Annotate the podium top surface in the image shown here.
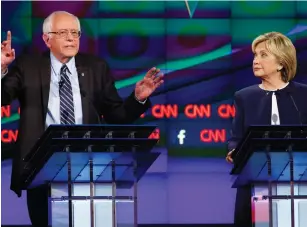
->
[231,125,307,175]
[238,124,307,140]
[24,124,157,161]
[41,124,157,136]
[234,124,307,152]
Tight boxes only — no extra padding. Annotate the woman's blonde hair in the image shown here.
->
[252,32,297,82]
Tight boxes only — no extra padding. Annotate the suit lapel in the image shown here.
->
[75,54,91,124]
[40,53,51,121]
[39,53,92,124]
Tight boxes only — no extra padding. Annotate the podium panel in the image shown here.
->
[233,151,307,187]
[252,183,307,227]
[231,125,307,227]
[50,183,137,227]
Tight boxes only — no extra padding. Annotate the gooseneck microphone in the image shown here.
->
[76,69,103,125]
[288,92,303,126]
[277,87,303,126]
[79,89,103,125]
[267,87,303,126]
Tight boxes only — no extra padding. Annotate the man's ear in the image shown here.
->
[42,33,51,48]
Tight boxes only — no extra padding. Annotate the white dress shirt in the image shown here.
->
[45,53,83,128]
[266,83,289,125]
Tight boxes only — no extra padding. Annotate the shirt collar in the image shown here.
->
[50,52,76,76]
[259,82,290,92]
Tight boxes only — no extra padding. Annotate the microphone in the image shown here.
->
[265,90,273,96]
[79,89,103,125]
[266,89,281,96]
[288,92,303,126]
[59,79,64,88]
[77,69,103,125]
[275,89,281,96]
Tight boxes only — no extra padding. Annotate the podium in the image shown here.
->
[231,125,307,227]
[20,124,160,227]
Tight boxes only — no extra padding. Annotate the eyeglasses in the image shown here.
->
[48,29,81,39]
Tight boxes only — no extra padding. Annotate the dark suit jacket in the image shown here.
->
[1,52,151,196]
[228,81,307,156]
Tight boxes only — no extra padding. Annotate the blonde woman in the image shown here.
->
[226,32,307,227]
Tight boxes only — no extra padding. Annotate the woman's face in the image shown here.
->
[253,41,282,79]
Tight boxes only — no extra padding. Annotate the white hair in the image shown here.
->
[42,11,81,33]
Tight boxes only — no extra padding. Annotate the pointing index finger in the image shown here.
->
[6,31,12,49]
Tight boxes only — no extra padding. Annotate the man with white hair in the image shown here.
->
[1,11,163,226]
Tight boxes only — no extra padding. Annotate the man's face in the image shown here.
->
[43,13,80,62]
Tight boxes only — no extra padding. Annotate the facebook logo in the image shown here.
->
[177,129,186,145]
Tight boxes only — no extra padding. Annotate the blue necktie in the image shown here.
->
[59,64,75,125]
